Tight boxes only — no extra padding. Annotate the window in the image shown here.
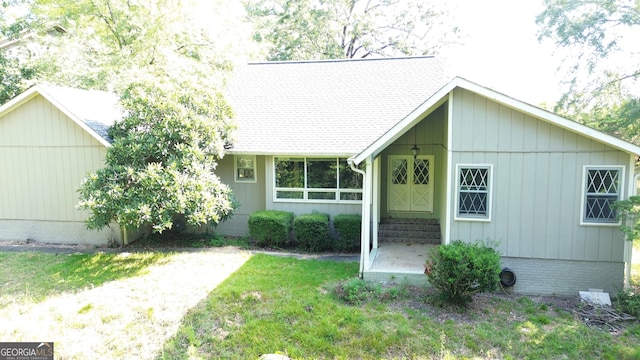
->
[235,155,256,182]
[274,157,363,202]
[456,165,492,221]
[582,166,623,224]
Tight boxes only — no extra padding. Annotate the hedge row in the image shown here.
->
[247,210,361,252]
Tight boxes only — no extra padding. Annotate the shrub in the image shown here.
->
[333,214,361,252]
[294,213,329,252]
[615,285,640,318]
[248,210,294,248]
[426,240,501,306]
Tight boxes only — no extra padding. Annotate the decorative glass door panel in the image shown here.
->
[388,155,434,212]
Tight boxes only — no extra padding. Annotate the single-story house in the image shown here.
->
[1,56,637,296]
[218,57,640,296]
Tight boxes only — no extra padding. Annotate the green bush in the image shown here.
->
[294,213,329,252]
[333,214,361,252]
[615,285,640,318]
[248,210,294,248]
[426,240,501,306]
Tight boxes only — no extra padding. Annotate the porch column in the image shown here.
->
[372,156,380,250]
[360,156,374,273]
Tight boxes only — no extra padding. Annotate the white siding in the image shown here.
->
[449,88,627,262]
[0,95,117,244]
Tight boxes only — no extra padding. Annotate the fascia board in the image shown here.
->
[36,85,112,148]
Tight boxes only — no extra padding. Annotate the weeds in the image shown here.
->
[615,283,640,318]
[332,278,413,305]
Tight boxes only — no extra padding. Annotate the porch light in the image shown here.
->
[411,125,420,159]
[411,144,420,158]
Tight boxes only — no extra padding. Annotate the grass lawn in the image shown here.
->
[1,249,639,359]
[161,254,640,360]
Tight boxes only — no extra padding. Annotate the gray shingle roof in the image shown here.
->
[225,56,447,156]
[37,84,121,143]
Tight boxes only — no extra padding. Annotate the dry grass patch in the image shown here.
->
[0,248,251,359]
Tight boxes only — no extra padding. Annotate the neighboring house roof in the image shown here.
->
[0,84,120,147]
[352,76,640,164]
[225,56,448,156]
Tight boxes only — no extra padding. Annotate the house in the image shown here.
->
[1,56,637,296]
[0,84,126,245]
[218,57,640,296]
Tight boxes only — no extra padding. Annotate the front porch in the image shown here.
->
[362,218,439,285]
[363,242,435,285]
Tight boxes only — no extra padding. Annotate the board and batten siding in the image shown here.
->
[448,88,628,263]
[214,155,267,236]
[0,95,119,245]
[380,103,448,220]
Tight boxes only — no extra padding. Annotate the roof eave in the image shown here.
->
[352,77,640,165]
[350,77,458,165]
[226,149,358,158]
[36,85,113,148]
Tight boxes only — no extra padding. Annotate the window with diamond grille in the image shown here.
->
[457,166,491,219]
[414,159,430,185]
[391,159,408,185]
[583,167,622,223]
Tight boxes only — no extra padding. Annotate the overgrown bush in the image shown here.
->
[294,213,330,252]
[615,285,640,318]
[426,240,501,306]
[333,214,361,252]
[248,210,294,248]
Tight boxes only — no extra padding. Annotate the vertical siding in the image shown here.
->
[214,154,267,236]
[0,95,106,222]
[449,88,628,262]
[217,154,267,215]
[380,104,447,219]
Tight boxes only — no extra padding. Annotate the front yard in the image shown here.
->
[0,247,639,359]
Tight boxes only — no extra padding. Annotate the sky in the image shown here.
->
[438,0,565,107]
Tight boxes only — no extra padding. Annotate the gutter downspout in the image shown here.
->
[626,172,640,289]
[348,157,367,276]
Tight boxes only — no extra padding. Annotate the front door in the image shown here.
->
[388,155,434,212]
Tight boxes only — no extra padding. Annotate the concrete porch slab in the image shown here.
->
[363,243,436,285]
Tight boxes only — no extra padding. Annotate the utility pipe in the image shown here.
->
[626,173,640,289]
[348,157,367,276]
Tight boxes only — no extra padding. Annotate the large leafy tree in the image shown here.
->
[537,0,640,143]
[26,0,248,90]
[0,0,38,104]
[77,77,236,234]
[246,0,456,60]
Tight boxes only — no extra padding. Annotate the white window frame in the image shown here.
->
[580,165,624,226]
[234,155,257,183]
[454,164,493,222]
[273,157,363,203]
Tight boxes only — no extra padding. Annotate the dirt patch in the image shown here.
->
[381,283,639,335]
